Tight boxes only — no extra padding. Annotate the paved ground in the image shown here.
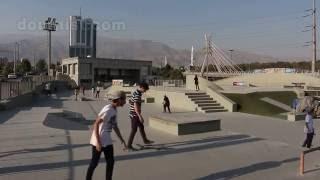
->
[1,90,320,180]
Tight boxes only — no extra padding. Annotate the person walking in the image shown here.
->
[86,91,127,180]
[96,86,100,98]
[74,86,80,101]
[127,82,154,151]
[82,85,86,96]
[194,75,199,91]
[92,86,96,97]
[163,95,171,113]
[300,96,316,149]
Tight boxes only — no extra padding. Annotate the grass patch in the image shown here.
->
[223,91,297,118]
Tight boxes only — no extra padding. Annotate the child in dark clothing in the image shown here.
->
[163,95,171,113]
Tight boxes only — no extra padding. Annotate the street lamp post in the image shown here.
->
[42,17,58,76]
[229,49,234,61]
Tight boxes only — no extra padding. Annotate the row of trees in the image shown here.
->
[237,61,319,72]
[152,65,185,79]
[0,59,48,76]
[152,61,320,79]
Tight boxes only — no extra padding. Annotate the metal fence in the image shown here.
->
[0,76,54,100]
[153,80,185,88]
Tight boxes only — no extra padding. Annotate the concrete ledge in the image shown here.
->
[287,112,305,122]
[207,86,237,112]
[149,112,220,135]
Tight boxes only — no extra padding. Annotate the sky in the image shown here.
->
[0,0,318,58]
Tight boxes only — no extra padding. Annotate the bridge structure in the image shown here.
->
[187,34,244,79]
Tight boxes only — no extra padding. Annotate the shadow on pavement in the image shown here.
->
[0,143,88,159]
[0,134,262,175]
[43,112,91,131]
[197,157,299,180]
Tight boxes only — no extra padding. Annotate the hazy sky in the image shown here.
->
[0,0,318,58]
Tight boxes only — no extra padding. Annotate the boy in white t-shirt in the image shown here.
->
[302,98,316,149]
[86,91,127,180]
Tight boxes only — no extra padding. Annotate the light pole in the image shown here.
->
[42,17,58,76]
[229,49,234,61]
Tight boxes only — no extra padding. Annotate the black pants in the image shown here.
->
[303,132,314,148]
[127,116,148,147]
[195,83,199,90]
[163,104,171,113]
[96,91,100,98]
[86,145,114,180]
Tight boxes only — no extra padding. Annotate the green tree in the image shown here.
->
[17,59,32,74]
[2,63,13,76]
[36,59,47,73]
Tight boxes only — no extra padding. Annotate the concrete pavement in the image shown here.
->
[0,90,320,179]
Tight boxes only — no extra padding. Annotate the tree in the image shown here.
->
[17,59,32,74]
[2,63,13,76]
[36,59,47,73]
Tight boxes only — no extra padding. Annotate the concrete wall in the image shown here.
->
[186,74,207,91]
[148,89,197,112]
[214,73,320,88]
[109,86,197,112]
[206,86,237,112]
[186,74,222,91]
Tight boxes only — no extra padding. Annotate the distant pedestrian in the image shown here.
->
[96,86,100,98]
[45,82,51,96]
[82,85,86,96]
[292,98,300,113]
[194,75,199,91]
[299,96,316,148]
[127,82,154,151]
[74,87,80,101]
[91,86,96,97]
[86,91,127,180]
[163,95,171,113]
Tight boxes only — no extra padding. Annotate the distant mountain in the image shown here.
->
[0,33,307,67]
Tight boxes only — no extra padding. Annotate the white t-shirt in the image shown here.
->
[305,113,314,133]
[90,104,118,147]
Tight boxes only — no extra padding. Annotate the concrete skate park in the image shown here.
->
[1,72,320,180]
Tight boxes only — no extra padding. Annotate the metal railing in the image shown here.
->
[153,79,185,88]
[0,76,54,100]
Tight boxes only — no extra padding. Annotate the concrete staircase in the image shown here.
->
[186,92,227,113]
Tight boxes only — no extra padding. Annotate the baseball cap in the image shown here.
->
[109,91,126,100]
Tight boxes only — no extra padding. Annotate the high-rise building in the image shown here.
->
[69,16,97,58]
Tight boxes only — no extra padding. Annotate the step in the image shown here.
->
[187,95,210,98]
[198,103,221,107]
[201,106,225,110]
[194,100,217,104]
[185,93,206,96]
[204,109,228,113]
[190,97,214,101]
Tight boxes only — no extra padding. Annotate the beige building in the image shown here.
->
[62,57,152,87]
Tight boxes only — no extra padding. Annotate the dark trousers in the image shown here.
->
[127,116,148,147]
[163,104,171,113]
[86,145,114,180]
[195,84,199,90]
[303,132,314,148]
[96,91,100,98]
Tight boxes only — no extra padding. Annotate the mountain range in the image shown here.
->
[0,33,307,67]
